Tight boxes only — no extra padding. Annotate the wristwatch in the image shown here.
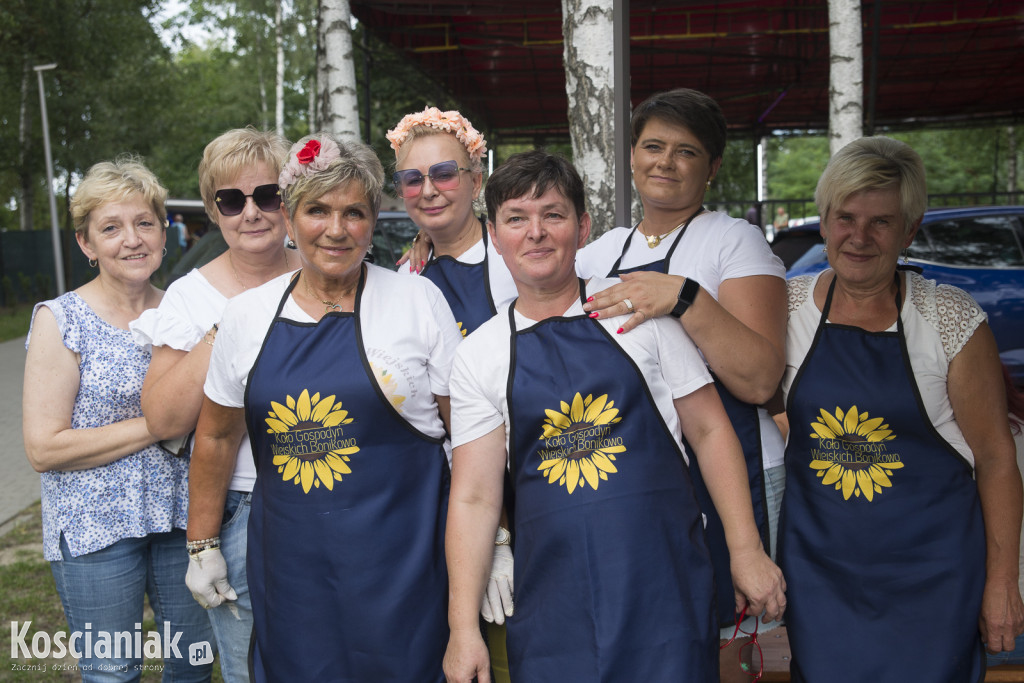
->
[669,278,700,319]
[495,527,512,546]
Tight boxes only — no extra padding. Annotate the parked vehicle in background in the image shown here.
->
[371,211,419,267]
[773,206,1024,387]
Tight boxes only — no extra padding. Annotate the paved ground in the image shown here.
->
[0,334,40,527]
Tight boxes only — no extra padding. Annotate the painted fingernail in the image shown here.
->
[589,312,599,318]
[586,296,594,302]
[616,327,624,334]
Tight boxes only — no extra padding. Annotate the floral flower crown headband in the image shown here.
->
[279,136,343,191]
[386,107,488,163]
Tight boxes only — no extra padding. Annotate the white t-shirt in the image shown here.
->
[131,269,259,492]
[450,277,713,466]
[397,234,520,313]
[205,265,462,451]
[783,271,988,467]
[576,211,787,469]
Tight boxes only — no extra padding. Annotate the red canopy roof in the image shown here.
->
[351,0,1024,139]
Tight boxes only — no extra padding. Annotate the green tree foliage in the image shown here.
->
[0,0,175,229]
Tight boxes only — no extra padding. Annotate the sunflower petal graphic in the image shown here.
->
[856,470,874,501]
[843,405,860,435]
[565,460,581,494]
[311,394,336,422]
[820,409,844,435]
[313,460,335,491]
[570,394,585,422]
[841,470,856,500]
[271,401,298,427]
[583,394,608,423]
[579,458,600,490]
[296,390,312,421]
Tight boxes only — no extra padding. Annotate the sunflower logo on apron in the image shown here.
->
[807,404,903,501]
[536,392,625,494]
[263,388,360,493]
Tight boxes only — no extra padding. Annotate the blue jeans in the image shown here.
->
[205,491,253,683]
[763,464,786,561]
[51,529,214,682]
[987,632,1024,666]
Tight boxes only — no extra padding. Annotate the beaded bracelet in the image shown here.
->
[186,537,221,557]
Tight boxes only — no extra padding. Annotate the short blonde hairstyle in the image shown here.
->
[280,133,384,220]
[70,156,167,239]
[198,127,290,224]
[815,136,927,231]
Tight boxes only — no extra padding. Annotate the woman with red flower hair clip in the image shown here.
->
[189,133,461,682]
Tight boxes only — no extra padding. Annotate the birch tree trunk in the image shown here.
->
[561,0,617,236]
[18,59,34,232]
[275,0,285,136]
[317,0,360,140]
[1007,126,1017,194]
[827,0,863,156]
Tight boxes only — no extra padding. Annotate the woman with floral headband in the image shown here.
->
[188,133,462,681]
[388,106,517,681]
[388,106,518,337]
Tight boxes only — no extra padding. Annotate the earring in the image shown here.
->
[162,247,167,256]
[901,248,910,264]
[821,240,828,255]
[88,258,97,268]
[706,179,712,189]
[286,239,296,249]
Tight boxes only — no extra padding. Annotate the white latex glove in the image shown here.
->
[186,547,237,609]
[481,544,514,625]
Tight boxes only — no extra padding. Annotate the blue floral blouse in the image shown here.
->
[27,292,189,561]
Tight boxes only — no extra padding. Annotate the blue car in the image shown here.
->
[775,206,1024,387]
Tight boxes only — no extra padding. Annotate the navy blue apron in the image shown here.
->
[607,209,769,627]
[244,270,450,683]
[779,273,985,683]
[504,280,716,681]
[420,217,496,336]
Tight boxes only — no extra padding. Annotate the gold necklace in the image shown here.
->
[303,275,343,314]
[639,219,686,248]
[228,250,248,291]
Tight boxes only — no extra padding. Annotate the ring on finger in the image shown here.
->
[623,298,634,313]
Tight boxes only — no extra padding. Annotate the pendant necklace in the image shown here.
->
[639,206,706,248]
[304,276,343,314]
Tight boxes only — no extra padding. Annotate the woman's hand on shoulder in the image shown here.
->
[980,576,1024,654]
[581,271,685,333]
[396,230,432,273]
[730,546,787,623]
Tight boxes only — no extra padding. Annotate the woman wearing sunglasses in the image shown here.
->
[131,127,293,683]
[387,106,518,337]
[388,107,518,682]
[188,133,460,681]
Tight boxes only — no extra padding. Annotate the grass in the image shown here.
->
[0,503,223,682]
[0,305,32,343]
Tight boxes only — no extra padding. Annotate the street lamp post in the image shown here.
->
[34,63,65,295]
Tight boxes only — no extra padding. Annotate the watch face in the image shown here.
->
[495,527,511,545]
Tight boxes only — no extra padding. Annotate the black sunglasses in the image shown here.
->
[214,183,282,216]
[392,160,471,198]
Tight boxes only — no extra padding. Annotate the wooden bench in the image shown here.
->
[719,626,1024,682]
